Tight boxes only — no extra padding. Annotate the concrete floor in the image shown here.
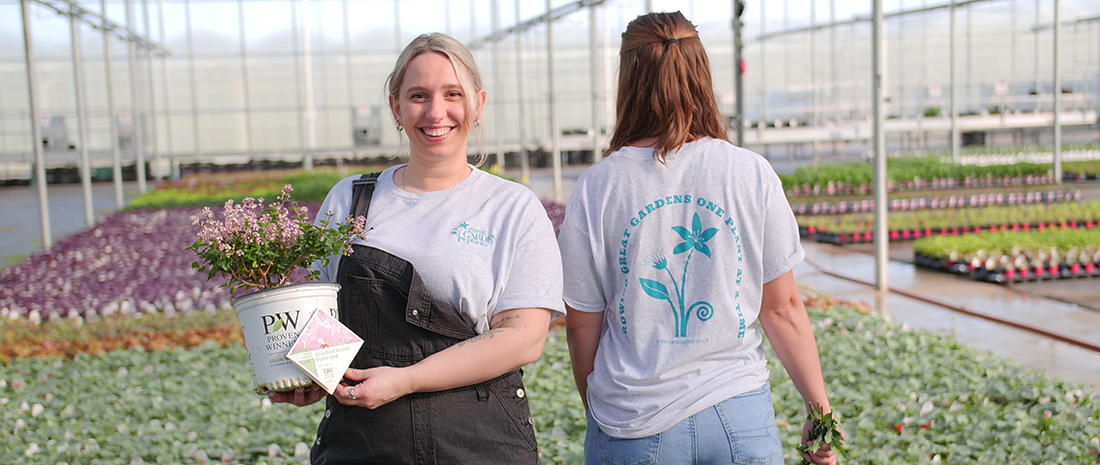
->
[796,241,1100,392]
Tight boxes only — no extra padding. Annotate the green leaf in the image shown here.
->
[638,278,671,301]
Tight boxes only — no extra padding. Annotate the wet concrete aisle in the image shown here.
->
[795,241,1100,392]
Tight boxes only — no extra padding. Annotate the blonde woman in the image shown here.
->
[272,33,563,464]
[558,12,838,465]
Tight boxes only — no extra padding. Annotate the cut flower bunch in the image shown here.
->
[188,184,366,293]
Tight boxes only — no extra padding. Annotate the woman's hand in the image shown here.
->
[800,417,839,465]
[268,384,326,407]
[334,366,414,410]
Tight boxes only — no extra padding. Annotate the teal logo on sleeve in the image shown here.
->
[451,222,496,247]
[638,212,716,338]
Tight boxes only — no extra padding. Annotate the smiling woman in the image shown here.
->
[268,33,565,465]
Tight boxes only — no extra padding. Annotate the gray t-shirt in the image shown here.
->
[315,166,565,334]
[557,137,804,438]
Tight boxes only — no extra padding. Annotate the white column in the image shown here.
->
[70,9,94,226]
[102,0,124,207]
[590,3,602,162]
[22,0,52,250]
[547,0,562,203]
[126,0,148,193]
[515,0,530,185]
[1053,0,1062,182]
[492,0,505,172]
[872,0,888,291]
[157,0,174,179]
[951,1,959,163]
[301,0,316,170]
[142,0,160,180]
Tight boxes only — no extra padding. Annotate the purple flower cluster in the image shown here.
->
[189,185,368,293]
[193,190,305,257]
[1,198,563,322]
[542,200,566,237]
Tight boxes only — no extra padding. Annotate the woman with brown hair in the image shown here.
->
[558,12,838,465]
[271,33,563,464]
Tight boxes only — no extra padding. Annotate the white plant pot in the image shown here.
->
[231,282,342,394]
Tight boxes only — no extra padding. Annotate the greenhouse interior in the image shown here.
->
[2,0,1100,463]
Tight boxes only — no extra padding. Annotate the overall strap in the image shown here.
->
[349,172,382,220]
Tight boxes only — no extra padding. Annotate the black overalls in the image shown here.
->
[310,173,539,465]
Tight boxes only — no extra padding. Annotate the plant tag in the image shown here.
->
[285,310,362,395]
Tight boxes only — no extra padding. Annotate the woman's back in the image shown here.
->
[558,137,804,438]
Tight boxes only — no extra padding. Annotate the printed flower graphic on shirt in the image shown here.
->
[639,213,716,338]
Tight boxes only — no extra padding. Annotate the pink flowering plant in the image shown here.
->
[188,184,367,293]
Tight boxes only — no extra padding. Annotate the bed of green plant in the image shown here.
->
[798,201,1100,234]
[125,168,385,210]
[912,229,1100,259]
[126,164,507,211]
[3,297,1098,464]
[778,156,1100,191]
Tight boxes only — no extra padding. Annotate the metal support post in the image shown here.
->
[70,7,94,226]
[810,0,817,162]
[125,0,147,193]
[301,0,315,170]
[492,0,505,172]
[733,0,744,147]
[22,0,52,250]
[547,0,562,203]
[515,0,530,185]
[102,0,124,207]
[591,3,602,161]
[157,0,174,179]
[872,0,888,291]
[1053,0,1062,182]
[951,1,959,163]
[185,0,200,158]
[142,0,160,181]
[760,0,767,130]
[239,0,254,154]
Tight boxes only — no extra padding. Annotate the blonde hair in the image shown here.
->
[606,12,730,163]
[386,33,486,163]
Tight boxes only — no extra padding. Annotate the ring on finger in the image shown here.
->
[347,386,356,400]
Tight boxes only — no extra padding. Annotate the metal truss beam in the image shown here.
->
[754,0,992,41]
[468,0,608,49]
[31,0,170,56]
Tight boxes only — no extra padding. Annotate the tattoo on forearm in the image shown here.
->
[456,329,504,348]
[490,314,521,329]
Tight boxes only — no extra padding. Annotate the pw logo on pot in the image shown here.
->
[262,311,302,334]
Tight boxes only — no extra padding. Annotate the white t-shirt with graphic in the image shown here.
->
[315,166,565,334]
[557,137,804,439]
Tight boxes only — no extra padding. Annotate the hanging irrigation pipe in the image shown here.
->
[802,256,1100,354]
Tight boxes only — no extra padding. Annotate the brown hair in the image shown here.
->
[605,12,730,162]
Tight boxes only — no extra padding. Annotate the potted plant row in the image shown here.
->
[802,202,1100,245]
[780,156,1059,197]
[791,190,1078,215]
[781,155,1100,198]
[911,230,1100,284]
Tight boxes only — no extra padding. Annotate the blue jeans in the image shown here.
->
[584,384,783,465]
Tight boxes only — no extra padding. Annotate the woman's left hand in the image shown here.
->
[335,366,413,409]
[800,418,839,465]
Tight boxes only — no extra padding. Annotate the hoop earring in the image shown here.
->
[473,119,481,129]
[396,123,403,132]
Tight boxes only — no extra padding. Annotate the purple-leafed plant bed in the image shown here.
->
[1,199,567,323]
